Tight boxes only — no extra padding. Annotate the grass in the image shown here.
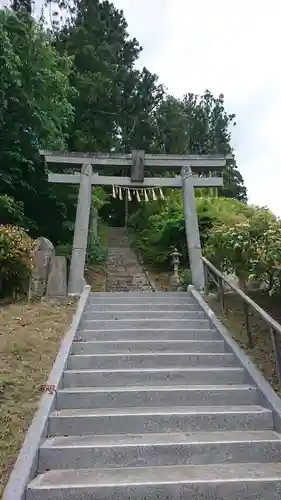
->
[0,299,77,496]
[206,291,281,395]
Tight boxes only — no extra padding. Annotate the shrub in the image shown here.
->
[179,268,192,288]
[128,194,252,268]
[56,243,72,261]
[0,225,34,296]
[204,221,258,288]
[205,207,281,293]
[87,234,108,265]
[0,195,26,226]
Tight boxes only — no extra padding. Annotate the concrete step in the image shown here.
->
[90,292,191,297]
[106,274,134,279]
[63,367,245,388]
[106,282,126,286]
[49,405,274,436]
[83,311,206,320]
[67,353,237,370]
[56,385,258,409]
[91,298,195,303]
[89,294,193,301]
[106,272,135,276]
[71,340,226,355]
[86,303,201,312]
[108,288,154,292]
[27,462,281,500]
[80,319,211,330]
[106,267,140,272]
[39,430,281,471]
[76,328,219,341]
[107,256,137,260]
[89,299,197,305]
[106,281,134,286]
[89,292,191,297]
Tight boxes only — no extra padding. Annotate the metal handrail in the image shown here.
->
[202,256,281,380]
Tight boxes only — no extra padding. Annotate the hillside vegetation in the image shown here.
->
[0,0,280,304]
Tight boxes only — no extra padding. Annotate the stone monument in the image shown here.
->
[29,237,67,302]
[46,255,67,303]
[28,237,55,300]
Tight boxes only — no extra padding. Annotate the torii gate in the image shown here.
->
[41,150,228,295]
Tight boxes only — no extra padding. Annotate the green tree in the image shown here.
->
[0,9,75,242]
[0,195,26,226]
[50,0,164,152]
[11,0,32,14]
[47,0,165,233]
[52,0,139,151]
[153,91,247,201]
[116,67,164,152]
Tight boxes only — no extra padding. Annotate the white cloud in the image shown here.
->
[114,0,281,215]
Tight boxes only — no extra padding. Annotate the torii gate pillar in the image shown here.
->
[68,164,92,295]
[181,165,205,291]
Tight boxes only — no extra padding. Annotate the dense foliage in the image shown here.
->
[0,1,247,239]
[0,7,76,242]
[0,195,26,227]
[5,0,280,300]
[0,225,33,296]
[152,92,247,201]
[205,208,281,294]
[128,194,252,267]
[11,0,32,13]
[130,190,281,297]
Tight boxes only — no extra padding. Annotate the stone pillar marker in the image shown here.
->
[68,164,92,295]
[181,165,205,291]
[46,256,67,302]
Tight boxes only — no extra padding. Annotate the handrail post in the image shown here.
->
[244,302,253,348]
[270,327,281,381]
[218,276,225,315]
[203,261,209,294]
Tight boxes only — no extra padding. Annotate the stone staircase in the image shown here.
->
[26,291,281,499]
[106,227,153,292]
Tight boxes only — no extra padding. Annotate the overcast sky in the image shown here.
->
[113,0,281,215]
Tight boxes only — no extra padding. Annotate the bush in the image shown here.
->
[0,195,26,226]
[87,234,108,265]
[128,194,251,268]
[0,225,34,296]
[56,243,72,261]
[179,268,192,288]
[205,207,281,293]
